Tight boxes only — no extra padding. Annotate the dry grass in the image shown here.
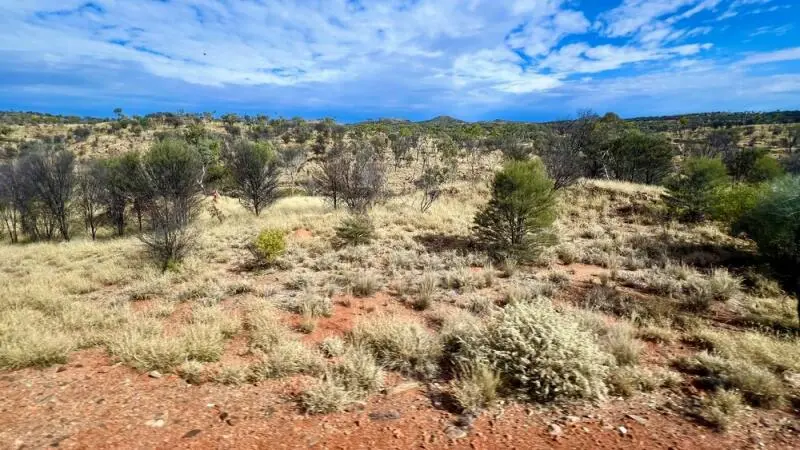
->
[451,362,501,413]
[348,315,441,377]
[699,389,744,431]
[0,148,796,434]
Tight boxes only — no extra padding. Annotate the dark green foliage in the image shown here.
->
[750,154,784,183]
[735,176,800,316]
[71,126,92,142]
[474,159,556,261]
[140,138,203,270]
[602,131,674,184]
[711,182,767,227]
[224,139,280,216]
[334,214,376,247]
[666,157,729,222]
[725,148,784,183]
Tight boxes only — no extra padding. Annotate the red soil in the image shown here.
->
[2,264,799,449]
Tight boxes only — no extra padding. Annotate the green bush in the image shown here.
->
[725,148,784,183]
[735,176,800,317]
[750,154,784,182]
[666,157,729,222]
[334,214,376,247]
[474,159,556,261]
[711,182,767,226]
[454,300,610,403]
[249,228,286,264]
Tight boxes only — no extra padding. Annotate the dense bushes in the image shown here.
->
[474,159,556,261]
[0,142,75,241]
[666,157,729,222]
[452,300,610,402]
[735,176,800,314]
[602,131,674,184]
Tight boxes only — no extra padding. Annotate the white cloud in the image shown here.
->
[738,47,800,66]
[539,42,712,74]
[0,0,796,119]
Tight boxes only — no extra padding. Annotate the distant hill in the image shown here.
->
[416,115,467,126]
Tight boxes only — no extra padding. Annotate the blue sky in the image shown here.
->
[0,0,798,122]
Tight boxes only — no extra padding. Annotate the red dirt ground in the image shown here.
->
[2,264,799,449]
[1,348,798,449]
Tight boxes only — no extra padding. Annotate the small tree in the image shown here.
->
[313,140,349,209]
[140,138,203,270]
[539,127,587,190]
[735,176,800,322]
[602,131,674,184]
[224,139,281,216]
[474,159,556,261]
[340,140,387,214]
[77,161,105,240]
[665,157,729,222]
[19,142,76,240]
[0,160,22,243]
[278,145,307,193]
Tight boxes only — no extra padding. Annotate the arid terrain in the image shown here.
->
[1,115,799,449]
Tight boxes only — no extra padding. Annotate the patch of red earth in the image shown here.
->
[562,263,608,285]
[2,348,798,449]
[291,228,313,240]
[288,292,417,345]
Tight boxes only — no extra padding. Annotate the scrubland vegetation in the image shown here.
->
[1,109,800,439]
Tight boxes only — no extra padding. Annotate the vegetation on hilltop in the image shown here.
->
[1,107,800,440]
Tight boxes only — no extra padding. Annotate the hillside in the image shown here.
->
[0,110,799,448]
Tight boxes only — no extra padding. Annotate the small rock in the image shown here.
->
[548,423,563,436]
[182,429,202,439]
[56,366,67,373]
[626,414,647,425]
[454,413,476,428]
[445,426,468,440]
[564,415,581,424]
[145,419,165,428]
[369,410,401,421]
[148,371,162,379]
[618,426,628,436]
[393,429,403,439]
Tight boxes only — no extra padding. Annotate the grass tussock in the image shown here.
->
[674,352,785,408]
[451,362,501,413]
[699,389,744,431]
[348,315,441,377]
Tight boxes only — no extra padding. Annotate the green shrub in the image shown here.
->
[474,159,556,261]
[750,154,784,182]
[666,157,729,222]
[711,182,767,226]
[735,176,800,319]
[249,228,286,265]
[334,214,376,247]
[454,300,610,403]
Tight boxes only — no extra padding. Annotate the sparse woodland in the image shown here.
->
[1,110,800,446]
